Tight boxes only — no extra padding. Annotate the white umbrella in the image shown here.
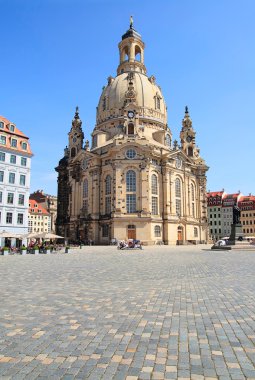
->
[0,230,21,238]
[36,232,65,240]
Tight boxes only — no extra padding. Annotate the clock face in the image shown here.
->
[186,136,192,143]
[175,157,182,169]
[127,110,135,119]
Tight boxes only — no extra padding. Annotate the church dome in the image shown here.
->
[97,72,167,125]
[95,21,168,128]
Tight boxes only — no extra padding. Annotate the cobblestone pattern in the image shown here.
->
[0,246,255,379]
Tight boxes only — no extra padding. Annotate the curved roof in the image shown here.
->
[97,72,167,124]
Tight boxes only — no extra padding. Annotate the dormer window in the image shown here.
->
[0,122,4,129]
[154,93,161,110]
[10,124,15,132]
[22,142,27,150]
[11,139,17,148]
[0,135,6,145]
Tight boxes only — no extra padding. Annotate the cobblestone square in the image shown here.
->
[0,246,255,379]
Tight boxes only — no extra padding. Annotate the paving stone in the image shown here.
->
[0,246,255,379]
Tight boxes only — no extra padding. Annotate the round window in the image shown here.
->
[126,149,136,159]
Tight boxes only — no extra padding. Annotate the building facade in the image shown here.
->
[56,23,209,245]
[30,190,57,232]
[0,115,33,246]
[239,195,255,236]
[207,191,226,241]
[28,199,51,234]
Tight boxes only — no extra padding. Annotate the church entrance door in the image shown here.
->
[177,226,183,242]
[128,225,136,240]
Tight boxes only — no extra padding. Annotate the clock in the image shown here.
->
[175,157,182,169]
[186,136,192,143]
[127,110,135,119]
[73,137,77,143]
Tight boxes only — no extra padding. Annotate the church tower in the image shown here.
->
[68,107,84,158]
[180,106,200,159]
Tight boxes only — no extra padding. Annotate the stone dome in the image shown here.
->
[96,72,167,125]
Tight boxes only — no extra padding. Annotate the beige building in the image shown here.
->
[30,190,57,232]
[56,22,209,245]
[28,199,51,234]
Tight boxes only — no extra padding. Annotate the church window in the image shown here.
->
[71,147,76,157]
[105,175,111,195]
[105,175,111,214]
[191,183,195,201]
[126,170,136,213]
[151,174,158,195]
[152,197,158,215]
[92,135,97,148]
[194,227,198,237]
[165,134,171,148]
[176,199,181,216]
[188,146,193,156]
[126,194,136,213]
[83,179,88,214]
[151,174,159,215]
[175,178,182,216]
[154,94,161,110]
[154,225,161,237]
[102,224,109,237]
[191,183,195,217]
[128,123,134,135]
[175,178,181,198]
[126,149,136,159]
[126,170,136,192]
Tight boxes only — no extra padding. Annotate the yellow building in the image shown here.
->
[28,199,50,234]
[56,22,209,245]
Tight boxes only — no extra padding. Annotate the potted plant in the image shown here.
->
[2,246,9,255]
[65,246,70,253]
[45,245,51,254]
[21,246,27,255]
[33,245,39,255]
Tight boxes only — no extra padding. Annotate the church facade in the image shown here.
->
[55,22,209,245]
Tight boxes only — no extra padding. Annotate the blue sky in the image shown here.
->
[1,0,254,196]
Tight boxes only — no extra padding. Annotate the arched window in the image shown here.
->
[175,178,181,216]
[191,183,195,201]
[165,134,171,148]
[151,174,158,195]
[151,174,158,215]
[135,45,141,62]
[175,178,181,198]
[191,183,195,217]
[105,175,111,214]
[126,170,136,213]
[105,175,111,195]
[71,147,76,157]
[83,179,88,214]
[188,146,193,157]
[154,225,161,237]
[128,123,134,135]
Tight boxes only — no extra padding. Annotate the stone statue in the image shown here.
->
[233,203,241,224]
[130,15,133,28]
